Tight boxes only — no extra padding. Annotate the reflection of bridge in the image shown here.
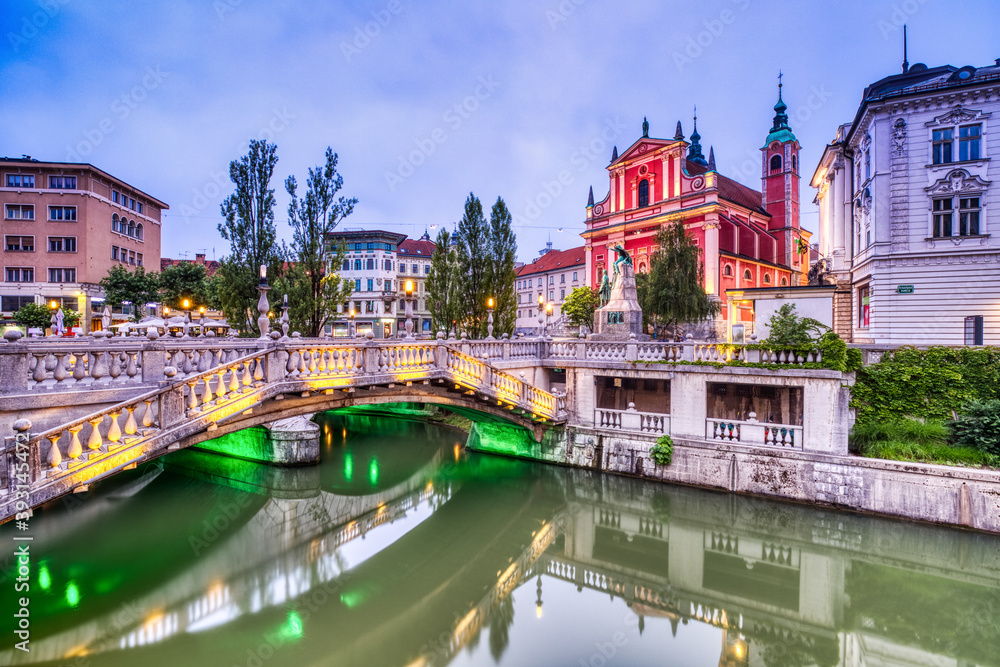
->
[0,338,565,521]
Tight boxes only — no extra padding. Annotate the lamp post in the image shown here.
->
[545,302,553,338]
[536,294,545,339]
[403,280,415,339]
[348,308,356,338]
[182,299,191,339]
[257,265,271,338]
[486,296,495,339]
[49,300,58,337]
[198,306,205,337]
[280,293,290,338]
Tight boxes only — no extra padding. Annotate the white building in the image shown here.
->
[812,59,1000,345]
[329,229,407,338]
[515,244,586,335]
[395,232,435,335]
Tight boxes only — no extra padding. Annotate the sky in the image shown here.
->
[2,0,999,264]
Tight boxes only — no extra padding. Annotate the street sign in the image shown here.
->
[896,285,915,294]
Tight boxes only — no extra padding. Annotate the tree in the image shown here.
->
[425,227,462,334]
[217,139,282,334]
[764,303,829,346]
[561,286,598,331]
[454,193,490,336]
[98,265,160,323]
[159,262,210,310]
[13,303,54,330]
[485,197,518,336]
[642,221,720,337]
[281,148,356,337]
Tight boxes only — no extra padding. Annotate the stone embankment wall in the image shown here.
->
[467,425,1000,535]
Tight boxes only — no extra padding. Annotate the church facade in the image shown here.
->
[581,89,811,340]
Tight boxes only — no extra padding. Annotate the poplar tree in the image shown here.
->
[426,227,462,334]
[642,220,720,337]
[486,197,518,336]
[281,148,356,337]
[455,193,490,336]
[217,139,282,334]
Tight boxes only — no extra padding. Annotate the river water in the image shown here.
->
[4,412,1000,667]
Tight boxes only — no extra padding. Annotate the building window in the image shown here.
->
[367,279,374,292]
[127,220,136,237]
[763,273,771,284]
[411,264,417,274]
[112,190,120,204]
[637,179,649,208]
[399,263,406,273]
[354,243,363,250]
[136,223,143,240]
[560,274,565,283]
[49,206,77,221]
[137,253,143,267]
[743,268,752,281]
[354,279,361,291]
[384,243,393,251]
[959,125,982,161]
[932,128,954,164]
[5,267,34,283]
[129,198,136,211]
[549,290,554,301]
[864,150,870,179]
[791,155,797,171]
[964,316,984,346]
[780,277,788,286]
[858,285,870,328]
[366,242,375,250]
[959,197,981,236]
[48,237,76,252]
[573,271,578,281]
[342,260,349,271]
[1,295,33,311]
[769,155,781,173]
[383,259,391,271]
[424,265,430,274]
[137,202,143,214]
[5,174,35,188]
[723,264,732,276]
[549,275,554,285]
[932,198,954,237]
[560,288,565,299]
[112,214,120,233]
[112,245,120,260]
[366,258,374,271]
[866,228,871,247]
[5,236,33,251]
[48,176,77,189]
[48,268,75,283]
[354,259,362,270]
[5,204,33,220]
[528,279,532,288]
[385,280,392,292]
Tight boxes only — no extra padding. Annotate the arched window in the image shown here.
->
[780,277,788,286]
[136,223,143,240]
[112,214,119,233]
[128,220,135,237]
[743,269,753,281]
[769,155,782,172]
[638,262,646,273]
[637,179,649,208]
[791,155,797,171]
[366,258,374,271]
[723,264,733,276]
[763,274,771,284]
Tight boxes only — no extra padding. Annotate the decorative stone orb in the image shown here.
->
[12,418,32,432]
[163,366,177,377]
[4,329,23,343]
[206,331,216,338]
[365,330,375,340]
[270,331,282,340]
[146,328,160,341]
[436,331,445,340]
[291,331,301,338]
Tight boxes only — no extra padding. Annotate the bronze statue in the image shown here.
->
[598,271,611,306]
[612,245,632,273]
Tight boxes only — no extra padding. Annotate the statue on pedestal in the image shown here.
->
[591,246,647,340]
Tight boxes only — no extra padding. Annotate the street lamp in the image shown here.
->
[349,308,356,338]
[198,305,205,337]
[486,296,495,339]
[257,264,271,338]
[537,293,545,339]
[181,298,191,338]
[49,300,58,337]
[403,280,415,338]
[280,294,290,338]
[545,301,553,338]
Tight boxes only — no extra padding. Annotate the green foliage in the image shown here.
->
[851,346,1000,424]
[642,221,720,337]
[99,265,160,323]
[62,309,81,329]
[850,418,950,451]
[426,227,463,335]
[13,302,53,330]
[952,399,1000,457]
[455,193,490,337]
[816,330,848,371]
[218,139,283,334]
[845,346,863,373]
[649,435,674,466]
[765,303,828,346]
[850,414,999,468]
[282,148,357,336]
[159,262,209,310]
[855,439,994,467]
[561,286,598,330]
[485,197,518,337]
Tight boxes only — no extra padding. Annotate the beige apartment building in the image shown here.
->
[395,232,435,335]
[515,245,586,335]
[1,157,166,330]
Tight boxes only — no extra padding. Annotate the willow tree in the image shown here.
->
[217,139,282,333]
[281,148,356,336]
[485,197,518,336]
[425,227,462,334]
[642,220,719,337]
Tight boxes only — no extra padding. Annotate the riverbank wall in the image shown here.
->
[466,423,1000,535]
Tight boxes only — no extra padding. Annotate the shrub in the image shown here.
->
[817,330,848,371]
[952,399,1000,457]
[845,347,863,373]
[649,435,673,466]
[849,418,949,452]
[764,303,829,346]
[13,302,53,330]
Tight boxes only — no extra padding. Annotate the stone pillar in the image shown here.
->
[702,218,721,298]
[140,343,166,384]
[0,344,30,395]
[818,180,831,259]
[265,415,320,466]
[833,163,846,270]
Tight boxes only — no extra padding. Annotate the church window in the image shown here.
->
[791,155,796,171]
[723,264,733,277]
[763,274,771,284]
[743,269,752,281]
[780,276,787,286]
[769,155,782,173]
[637,179,649,208]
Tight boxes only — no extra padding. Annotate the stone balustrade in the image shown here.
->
[595,406,668,435]
[706,418,803,449]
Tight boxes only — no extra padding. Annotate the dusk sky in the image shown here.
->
[3,0,999,263]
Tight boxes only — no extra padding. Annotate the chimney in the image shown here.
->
[195,253,206,265]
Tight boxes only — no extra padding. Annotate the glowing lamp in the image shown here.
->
[49,300,57,309]
[538,294,544,307]
[405,280,414,296]
[546,302,553,314]
[199,306,205,313]
[487,297,494,309]
[182,299,190,309]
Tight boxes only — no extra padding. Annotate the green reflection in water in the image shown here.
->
[65,581,80,608]
[38,562,51,591]
[368,457,379,487]
[279,611,304,640]
[344,452,353,482]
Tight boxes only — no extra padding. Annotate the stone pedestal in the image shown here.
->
[591,262,648,340]
[265,415,320,466]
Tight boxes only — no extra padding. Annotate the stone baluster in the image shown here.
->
[124,407,138,435]
[182,351,195,375]
[71,352,87,382]
[228,366,239,394]
[67,425,83,460]
[32,353,48,383]
[142,399,156,427]
[125,351,139,379]
[106,411,122,444]
[215,369,228,400]
[91,351,108,380]
[46,433,62,468]
[254,357,266,382]
[109,351,123,379]
[52,353,69,383]
[186,381,200,410]
[87,417,104,450]
[201,375,215,405]
[241,361,253,387]
[197,350,210,373]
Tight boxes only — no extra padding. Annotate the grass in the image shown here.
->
[850,418,999,468]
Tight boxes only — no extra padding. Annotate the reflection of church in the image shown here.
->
[582,84,811,339]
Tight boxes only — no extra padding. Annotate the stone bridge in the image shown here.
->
[0,335,566,522]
